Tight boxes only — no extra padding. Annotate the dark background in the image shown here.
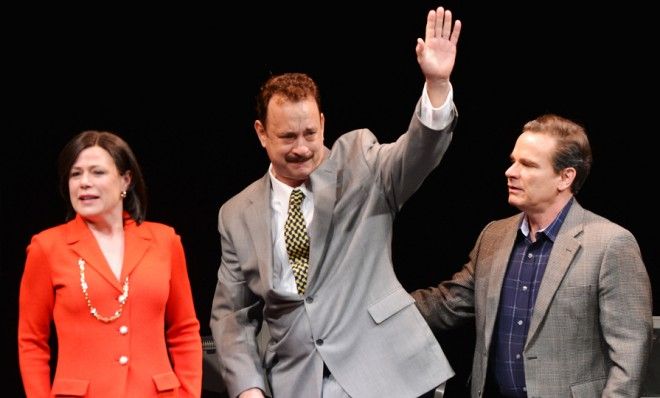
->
[3,2,657,396]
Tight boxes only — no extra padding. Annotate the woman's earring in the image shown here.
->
[120,191,127,199]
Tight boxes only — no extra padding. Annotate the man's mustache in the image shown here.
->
[285,154,312,163]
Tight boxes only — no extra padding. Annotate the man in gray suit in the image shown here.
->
[210,6,461,398]
[413,114,653,397]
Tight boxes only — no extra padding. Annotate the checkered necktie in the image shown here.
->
[284,189,310,295]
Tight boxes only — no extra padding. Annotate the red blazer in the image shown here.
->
[18,215,202,397]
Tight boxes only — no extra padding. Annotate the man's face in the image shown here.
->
[505,131,564,214]
[255,94,325,187]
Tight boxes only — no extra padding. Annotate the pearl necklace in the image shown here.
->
[78,258,129,323]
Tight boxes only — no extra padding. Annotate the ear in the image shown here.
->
[122,170,132,191]
[319,112,325,140]
[255,120,268,148]
[558,167,576,192]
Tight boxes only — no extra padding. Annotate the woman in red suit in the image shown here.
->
[18,131,202,397]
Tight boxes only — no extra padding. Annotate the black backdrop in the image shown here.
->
[3,2,658,396]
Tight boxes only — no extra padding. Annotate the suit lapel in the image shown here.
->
[307,148,336,292]
[245,174,275,291]
[526,203,583,348]
[484,216,521,349]
[120,218,152,279]
[66,215,124,292]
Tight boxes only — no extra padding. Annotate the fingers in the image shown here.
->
[425,8,436,43]
[450,19,462,45]
[428,6,460,43]
[438,7,450,39]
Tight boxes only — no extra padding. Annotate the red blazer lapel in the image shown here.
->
[64,215,153,292]
[65,215,124,292]
[121,218,152,279]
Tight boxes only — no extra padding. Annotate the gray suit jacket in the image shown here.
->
[210,102,457,398]
[413,201,653,397]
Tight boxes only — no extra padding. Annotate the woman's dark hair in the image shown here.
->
[57,130,147,224]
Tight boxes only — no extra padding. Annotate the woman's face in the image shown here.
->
[68,146,130,223]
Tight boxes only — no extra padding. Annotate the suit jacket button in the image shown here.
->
[118,356,129,365]
[119,325,128,335]
[306,297,314,303]
[316,339,324,346]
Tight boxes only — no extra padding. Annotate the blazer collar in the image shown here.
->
[65,214,152,292]
[245,174,275,291]
[306,147,337,292]
[525,200,584,348]
[248,147,337,295]
[484,215,521,348]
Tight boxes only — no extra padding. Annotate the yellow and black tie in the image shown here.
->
[284,189,310,295]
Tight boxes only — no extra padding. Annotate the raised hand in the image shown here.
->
[415,7,462,105]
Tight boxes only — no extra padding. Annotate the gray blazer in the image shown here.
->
[413,201,653,398]
[210,102,457,398]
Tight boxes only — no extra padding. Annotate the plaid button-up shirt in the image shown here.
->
[490,198,574,397]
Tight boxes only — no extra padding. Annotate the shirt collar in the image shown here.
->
[268,164,311,204]
[520,197,574,242]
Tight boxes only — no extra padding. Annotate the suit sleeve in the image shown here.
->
[210,205,268,398]
[165,232,203,398]
[411,224,483,331]
[18,236,55,398]
[598,230,653,396]
[363,99,457,211]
